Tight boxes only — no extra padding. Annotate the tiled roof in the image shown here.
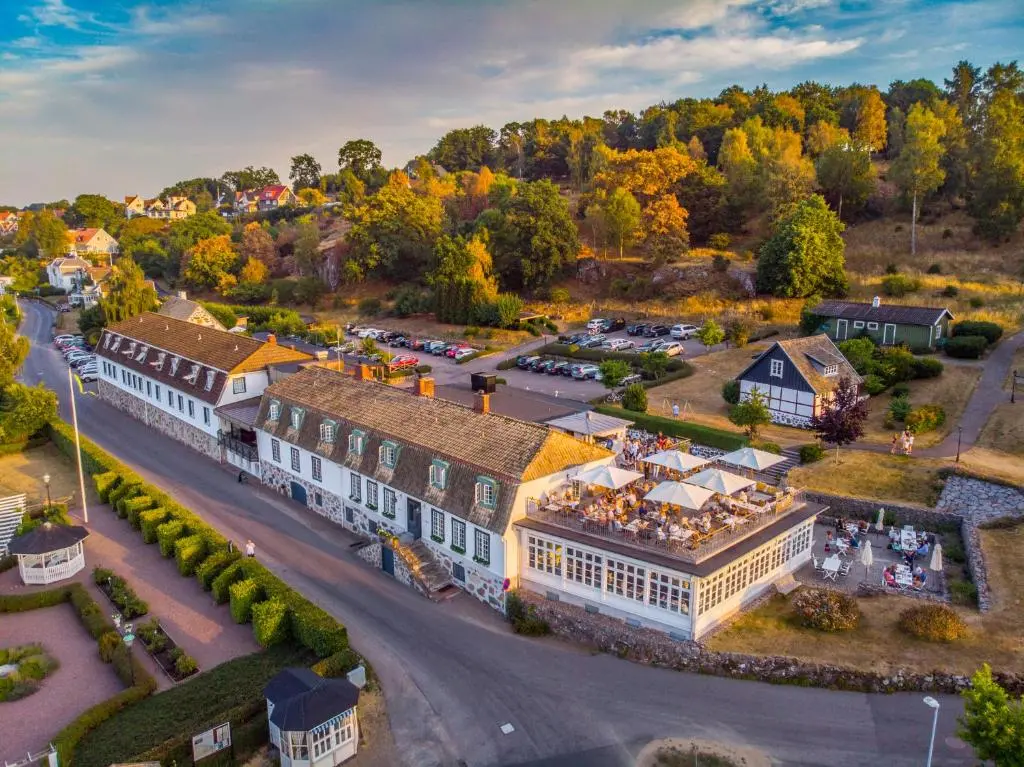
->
[51,256,90,272]
[258,367,612,534]
[776,335,862,395]
[87,266,111,283]
[259,185,289,201]
[812,300,952,327]
[157,296,227,330]
[71,228,100,244]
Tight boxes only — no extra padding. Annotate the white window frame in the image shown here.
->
[430,508,444,541]
[451,518,466,553]
[867,322,879,330]
[565,547,602,588]
[366,480,379,509]
[605,558,646,602]
[320,421,336,444]
[349,472,361,502]
[232,376,246,394]
[475,477,497,508]
[290,446,300,472]
[379,441,398,468]
[430,460,449,490]
[203,406,210,425]
[383,487,397,517]
[853,320,865,329]
[268,400,281,421]
[348,430,365,455]
[473,529,490,565]
[289,408,304,431]
[187,400,195,419]
[769,359,784,378]
[271,438,281,463]
[311,455,322,482]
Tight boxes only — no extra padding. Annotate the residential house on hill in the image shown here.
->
[68,266,112,308]
[734,334,862,428]
[68,228,119,259]
[124,196,146,217]
[0,211,20,235]
[94,313,313,467]
[235,186,294,215]
[46,256,92,292]
[811,297,953,351]
[157,293,228,331]
[126,195,196,220]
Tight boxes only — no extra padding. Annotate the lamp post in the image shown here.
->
[923,696,940,767]
[955,426,963,463]
[1013,369,1018,404]
[43,473,51,511]
[123,624,136,687]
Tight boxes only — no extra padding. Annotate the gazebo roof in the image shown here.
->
[8,523,89,555]
[268,674,360,731]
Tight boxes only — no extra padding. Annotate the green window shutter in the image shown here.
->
[475,476,497,509]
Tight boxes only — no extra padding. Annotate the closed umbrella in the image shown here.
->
[860,540,873,578]
[929,543,943,572]
[874,508,885,532]
[643,481,715,511]
[573,465,643,490]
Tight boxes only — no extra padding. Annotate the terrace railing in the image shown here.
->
[217,431,259,462]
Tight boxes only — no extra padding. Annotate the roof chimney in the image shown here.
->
[356,364,372,381]
[474,392,491,415]
[415,376,435,398]
[266,333,277,345]
[176,290,187,300]
[871,296,880,309]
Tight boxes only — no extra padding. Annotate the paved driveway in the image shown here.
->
[16,299,977,767]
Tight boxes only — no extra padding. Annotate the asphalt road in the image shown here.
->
[19,299,977,767]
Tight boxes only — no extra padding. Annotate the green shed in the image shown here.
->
[811,298,954,351]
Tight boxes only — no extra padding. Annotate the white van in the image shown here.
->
[671,324,698,340]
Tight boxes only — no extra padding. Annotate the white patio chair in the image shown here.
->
[839,560,852,577]
[812,556,823,571]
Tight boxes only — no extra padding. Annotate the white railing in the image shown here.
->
[20,551,85,585]
[0,493,27,556]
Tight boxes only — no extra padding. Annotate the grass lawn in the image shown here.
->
[0,444,82,501]
[709,524,1024,676]
[787,450,947,507]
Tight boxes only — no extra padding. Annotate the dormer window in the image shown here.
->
[430,459,450,490]
[379,441,399,469]
[475,476,497,509]
[103,333,113,349]
[135,345,148,362]
[184,363,200,384]
[169,356,180,376]
[770,359,784,378]
[289,407,305,431]
[823,364,838,377]
[348,429,365,455]
[110,336,122,352]
[123,341,136,356]
[152,351,166,370]
[268,399,281,421]
[204,370,216,391]
[320,420,337,444]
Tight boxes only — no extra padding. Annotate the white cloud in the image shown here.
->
[19,0,98,30]
[767,0,835,16]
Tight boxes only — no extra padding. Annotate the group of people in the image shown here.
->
[890,429,916,456]
[618,431,675,471]
[883,563,928,590]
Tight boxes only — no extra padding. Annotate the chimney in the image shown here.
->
[356,364,372,381]
[871,296,880,309]
[415,376,435,398]
[235,316,248,329]
[176,290,188,300]
[266,333,277,345]
[474,392,491,415]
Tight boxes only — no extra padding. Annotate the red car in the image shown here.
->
[389,354,419,370]
[445,343,470,358]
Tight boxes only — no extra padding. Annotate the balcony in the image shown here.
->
[218,430,258,462]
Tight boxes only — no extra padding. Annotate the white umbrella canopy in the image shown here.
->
[860,540,874,568]
[930,543,943,572]
[716,447,787,471]
[643,481,716,511]
[686,468,756,495]
[642,450,710,473]
[874,508,885,532]
[573,465,643,490]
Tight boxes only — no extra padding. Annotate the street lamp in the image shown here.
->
[1013,369,1018,404]
[923,696,941,767]
[955,426,963,463]
[123,623,136,687]
[42,473,51,511]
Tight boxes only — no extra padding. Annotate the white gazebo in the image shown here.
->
[8,522,89,585]
[265,668,361,767]
[686,468,756,495]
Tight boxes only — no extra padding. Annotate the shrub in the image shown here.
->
[968,296,984,308]
[753,440,781,454]
[711,254,731,273]
[94,472,121,502]
[122,495,154,529]
[196,549,241,591]
[897,604,968,642]
[95,568,149,619]
[252,599,290,647]
[138,508,169,544]
[927,263,943,274]
[941,285,959,297]
[721,379,741,405]
[156,519,185,558]
[594,406,746,450]
[862,374,887,396]
[107,481,138,514]
[952,321,1003,345]
[906,404,946,434]
[791,588,861,632]
[550,287,571,304]
[414,364,431,375]
[174,652,199,677]
[229,579,262,624]
[53,684,153,767]
[799,444,825,464]
[70,586,114,639]
[505,592,551,636]
[708,233,731,250]
[174,533,208,576]
[211,561,244,604]
[312,648,363,678]
[357,297,381,316]
[949,580,978,606]
[622,383,648,413]
[912,357,944,378]
[881,273,921,297]
[98,631,121,663]
[884,262,900,274]
[941,228,953,239]
[943,539,966,564]
[496,357,517,371]
[945,335,987,359]
[877,345,917,384]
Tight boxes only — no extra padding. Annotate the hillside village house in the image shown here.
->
[46,256,92,292]
[235,186,294,214]
[0,211,20,236]
[811,297,954,351]
[0,276,13,295]
[68,266,111,308]
[125,195,197,220]
[68,228,119,259]
[94,313,312,466]
[157,292,229,331]
[734,334,862,428]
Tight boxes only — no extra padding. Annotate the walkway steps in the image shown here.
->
[399,540,454,600]
[762,447,800,485]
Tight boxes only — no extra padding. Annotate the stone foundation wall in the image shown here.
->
[355,541,381,568]
[769,410,811,428]
[517,590,1024,695]
[961,519,991,611]
[423,539,504,610]
[936,475,1024,522]
[807,493,957,530]
[98,380,219,461]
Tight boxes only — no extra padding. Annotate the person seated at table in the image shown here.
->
[913,566,928,587]
[624,489,637,507]
[904,551,916,569]
[656,528,667,542]
[915,540,930,558]
[668,522,681,537]
[857,519,869,534]
[835,516,847,532]
[611,517,623,532]
[848,533,861,549]
[888,526,900,542]
[884,566,898,588]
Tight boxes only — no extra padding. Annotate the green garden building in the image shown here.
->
[811,297,954,351]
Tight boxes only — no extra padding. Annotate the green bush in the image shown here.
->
[792,588,861,632]
[211,561,244,604]
[70,584,115,639]
[174,533,208,576]
[94,472,121,502]
[945,335,987,359]
[897,604,968,642]
[943,539,966,564]
[949,580,978,606]
[196,549,242,591]
[941,284,959,297]
[54,684,154,767]
[311,648,363,678]
[123,495,154,529]
[862,374,887,396]
[968,296,984,308]
[890,382,911,397]
[905,404,946,434]
[888,395,912,423]
[252,599,291,647]
[173,651,199,677]
[94,567,149,619]
[927,263,943,274]
[911,357,944,378]
[107,481,138,515]
[721,379,741,405]
[98,631,121,663]
[414,364,432,375]
[881,273,921,297]
[952,320,1003,345]
[505,591,551,636]
[229,579,262,624]
[622,383,648,413]
[594,406,746,450]
[799,444,825,464]
[156,519,185,558]
[752,441,781,454]
[138,508,169,544]
[496,357,517,370]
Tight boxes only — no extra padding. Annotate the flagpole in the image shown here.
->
[68,365,89,524]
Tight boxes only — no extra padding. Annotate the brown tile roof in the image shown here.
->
[157,296,227,330]
[812,300,952,327]
[777,335,862,395]
[258,366,612,534]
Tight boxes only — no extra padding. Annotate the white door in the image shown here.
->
[883,323,896,344]
[836,319,848,340]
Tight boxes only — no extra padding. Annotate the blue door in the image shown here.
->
[382,546,395,576]
[290,481,307,506]
[407,500,422,540]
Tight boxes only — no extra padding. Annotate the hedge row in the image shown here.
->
[0,583,157,766]
[47,421,349,661]
[592,405,748,451]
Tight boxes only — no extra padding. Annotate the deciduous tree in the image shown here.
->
[337,139,383,184]
[220,166,280,192]
[643,194,689,261]
[890,103,947,255]
[810,377,868,462]
[296,188,327,207]
[958,664,1024,766]
[602,187,642,259]
[598,359,632,389]
[696,318,725,351]
[240,221,279,274]
[167,211,231,262]
[729,389,771,440]
[289,153,322,191]
[101,256,158,323]
[67,194,124,232]
[815,143,876,219]
[969,87,1024,241]
[757,194,848,298]
[181,235,237,288]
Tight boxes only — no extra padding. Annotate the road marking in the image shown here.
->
[499,723,515,735]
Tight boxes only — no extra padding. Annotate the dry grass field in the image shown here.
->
[788,451,948,506]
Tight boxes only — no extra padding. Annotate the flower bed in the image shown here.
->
[0,643,59,701]
[135,618,200,683]
[92,567,149,618]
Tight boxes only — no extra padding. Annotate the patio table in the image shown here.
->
[822,555,842,581]
[900,530,918,551]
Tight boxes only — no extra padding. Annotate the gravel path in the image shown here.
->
[0,604,123,762]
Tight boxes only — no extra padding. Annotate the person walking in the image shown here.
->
[906,433,915,456]
[890,433,899,455]
[672,402,680,419]
[245,539,256,558]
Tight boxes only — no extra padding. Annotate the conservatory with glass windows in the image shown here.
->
[265,668,360,767]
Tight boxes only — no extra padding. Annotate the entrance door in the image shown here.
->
[381,546,395,576]
[883,323,897,345]
[407,499,422,540]
[836,319,848,340]
[290,481,307,506]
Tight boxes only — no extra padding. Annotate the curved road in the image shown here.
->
[20,300,975,767]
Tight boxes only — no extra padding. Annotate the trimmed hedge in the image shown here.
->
[252,599,290,647]
[108,482,139,517]
[229,579,262,624]
[952,320,1003,345]
[196,549,241,591]
[138,508,169,544]
[123,496,154,529]
[156,520,185,558]
[212,561,244,604]
[593,405,747,451]
[94,472,121,502]
[945,335,987,359]
[311,647,362,678]
[174,534,208,577]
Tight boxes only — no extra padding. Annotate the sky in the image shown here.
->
[1,0,1022,206]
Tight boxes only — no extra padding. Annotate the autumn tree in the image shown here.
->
[429,233,497,323]
[296,188,327,207]
[101,256,158,323]
[815,143,876,219]
[969,83,1024,241]
[757,194,848,298]
[451,167,496,222]
[18,210,69,256]
[291,220,324,278]
[601,187,642,259]
[806,122,850,156]
[337,139,383,185]
[810,377,869,462]
[643,194,689,261]
[240,221,280,274]
[594,146,695,205]
[840,86,887,153]
[182,234,237,288]
[717,127,757,209]
[686,136,707,162]
[228,257,271,303]
[890,103,947,255]
[167,211,231,263]
[289,153,322,191]
[958,664,1024,765]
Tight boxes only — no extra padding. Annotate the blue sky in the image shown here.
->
[1,0,1021,206]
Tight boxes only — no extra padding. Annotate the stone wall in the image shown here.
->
[961,519,991,612]
[355,541,382,568]
[936,475,1024,523]
[423,539,504,609]
[805,492,958,530]
[517,590,1024,695]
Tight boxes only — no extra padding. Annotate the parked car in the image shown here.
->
[517,355,540,369]
[600,318,626,332]
[389,354,419,370]
[562,363,580,377]
[453,348,477,362]
[585,318,606,331]
[410,339,427,351]
[658,342,684,357]
[636,340,664,353]
[621,373,643,386]
[535,359,557,374]
[604,338,635,351]
[54,334,80,345]
[445,343,471,358]
[579,334,606,349]
[670,324,699,340]
[626,323,649,336]
[427,341,449,355]
[644,324,670,337]
[70,355,96,369]
[572,364,601,380]
[529,357,551,371]
[65,350,92,363]
[548,361,570,375]
[78,368,98,383]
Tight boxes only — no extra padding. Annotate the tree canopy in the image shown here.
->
[757,194,848,298]
[101,256,158,323]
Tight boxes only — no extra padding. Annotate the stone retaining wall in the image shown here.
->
[804,491,958,529]
[518,590,1024,695]
[937,475,1024,523]
[961,519,991,611]
[355,541,382,568]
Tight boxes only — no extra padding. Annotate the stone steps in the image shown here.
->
[402,540,454,596]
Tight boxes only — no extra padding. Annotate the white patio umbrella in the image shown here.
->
[573,465,643,490]
[642,450,710,473]
[643,481,716,511]
[874,508,885,532]
[860,539,874,577]
[686,468,756,495]
[716,447,787,472]
[929,543,943,572]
